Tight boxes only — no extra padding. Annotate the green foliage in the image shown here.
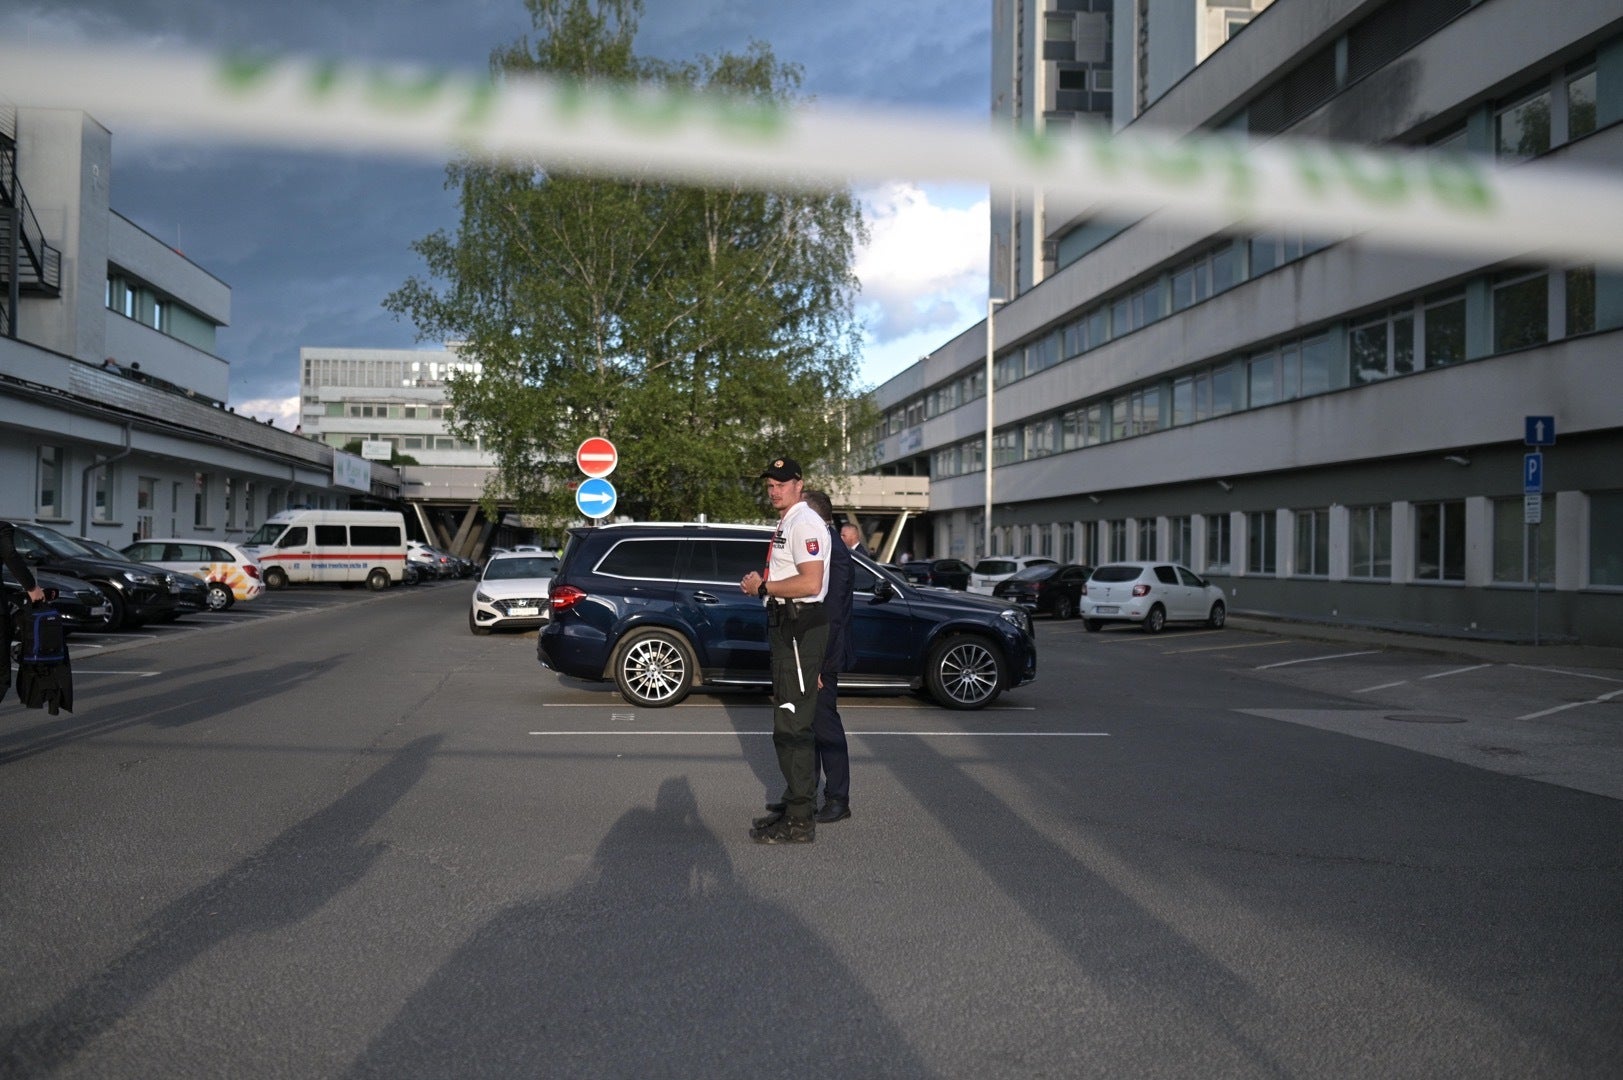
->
[386,0,876,529]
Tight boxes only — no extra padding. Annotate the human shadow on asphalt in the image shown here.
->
[344,775,928,1079]
[0,734,441,1076]
[0,656,346,767]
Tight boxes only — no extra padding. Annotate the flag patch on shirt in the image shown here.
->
[805,538,820,555]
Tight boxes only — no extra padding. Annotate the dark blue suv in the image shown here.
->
[538,523,1037,709]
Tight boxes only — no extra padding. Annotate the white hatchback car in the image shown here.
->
[1082,561,1227,633]
[967,555,1058,595]
[470,550,560,635]
[121,538,264,611]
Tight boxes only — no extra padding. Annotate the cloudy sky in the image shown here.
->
[3,0,993,426]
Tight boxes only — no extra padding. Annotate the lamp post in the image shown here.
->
[983,297,1008,561]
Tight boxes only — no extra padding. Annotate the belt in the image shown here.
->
[767,599,824,608]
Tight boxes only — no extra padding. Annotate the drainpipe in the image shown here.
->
[80,422,133,537]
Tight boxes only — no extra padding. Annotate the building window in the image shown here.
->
[92,460,114,523]
[1566,267,1596,336]
[1039,526,1053,558]
[1590,492,1623,587]
[1246,510,1276,574]
[194,472,210,529]
[1136,518,1158,560]
[1567,66,1597,139]
[1081,521,1100,565]
[993,428,1021,466]
[1492,270,1548,352]
[37,445,63,518]
[1293,508,1329,577]
[1205,514,1231,574]
[1061,527,1075,564]
[224,476,237,528]
[137,477,157,540]
[1414,500,1466,582]
[1424,292,1467,367]
[1023,417,1058,460]
[1495,84,1551,160]
[1349,505,1392,579]
[244,482,256,529]
[1492,498,1555,584]
[1169,516,1192,566]
[1108,519,1128,562]
[1349,308,1415,384]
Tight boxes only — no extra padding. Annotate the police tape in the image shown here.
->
[3,44,1620,266]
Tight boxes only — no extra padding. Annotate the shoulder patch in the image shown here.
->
[805,538,820,556]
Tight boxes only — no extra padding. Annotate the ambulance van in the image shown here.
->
[242,510,408,590]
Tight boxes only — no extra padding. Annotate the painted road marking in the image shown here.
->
[1510,664,1623,685]
[1420,663,1492,680]
[1255,650,1380,670]
[1354,680,1409,693]
[70,670,162,677]
[1516,687,1623,721]
[531,730,1109,737]
[1165,639,1291,654]
[1093,629,1225,645]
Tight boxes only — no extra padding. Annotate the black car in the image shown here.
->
[3,566,113,633]
[899,558,972,590]
[992,563,1094,620]
[538,522,1037,710]
[11,524,175,629]
[76,537,207,620]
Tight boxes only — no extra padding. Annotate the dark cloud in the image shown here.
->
[4,0,989,406]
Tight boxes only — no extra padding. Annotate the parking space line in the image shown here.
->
[1510,664,1623,685]
[1420,663,1492,680]
[1516,687,1623,721]
[529,730,1109,737]
[73,669,162,677]
[1093,629,1223,644]
[1255,650,1380,670]
[1165,639,1291,654]
[1353,680,1409,693]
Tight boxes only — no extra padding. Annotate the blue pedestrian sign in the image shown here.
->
[1523,452,1543,495]
[575,477,618,519]
[1524,416,1555,446]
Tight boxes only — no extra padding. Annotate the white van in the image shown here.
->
[242,510,408,590]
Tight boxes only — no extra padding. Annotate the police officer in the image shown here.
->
[3,520,47,703]
[740,456,829,845]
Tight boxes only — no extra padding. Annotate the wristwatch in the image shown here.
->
[758,581,769,598]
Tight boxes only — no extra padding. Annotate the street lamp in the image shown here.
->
[984,296,1009,561]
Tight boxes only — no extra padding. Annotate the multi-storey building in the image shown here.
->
[873,0,1623,644]
[298,346,489,467]
[1,106,396,546]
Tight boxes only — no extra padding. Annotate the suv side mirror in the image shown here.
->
[871,578,894,603]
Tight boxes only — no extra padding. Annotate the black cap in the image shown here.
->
[759,456,802,481]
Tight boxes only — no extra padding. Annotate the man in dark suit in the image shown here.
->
[802,489,853,822]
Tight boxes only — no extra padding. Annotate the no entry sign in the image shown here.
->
[575,436,617,478]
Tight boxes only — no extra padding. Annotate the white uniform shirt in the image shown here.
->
[767,500,830,603]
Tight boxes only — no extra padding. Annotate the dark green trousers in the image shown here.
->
[767,606,828,821]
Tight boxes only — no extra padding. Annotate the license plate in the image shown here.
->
[1095,605,1119,614]
[508,606,540,617]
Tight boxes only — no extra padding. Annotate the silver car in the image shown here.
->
[1082,561,1227,633]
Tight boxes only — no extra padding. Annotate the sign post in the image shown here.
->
[1523,417,1555,645]
[574,437,619,523]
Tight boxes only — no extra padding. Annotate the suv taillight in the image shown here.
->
[1132,583,1151,597]
[550,584,585,613]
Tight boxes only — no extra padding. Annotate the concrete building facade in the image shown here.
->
[2,106,396,548]
[876,0,1623,644]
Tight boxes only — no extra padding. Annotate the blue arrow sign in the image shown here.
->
[1523,452,1543,495]
[1524,415,1555,446]
[575,476,618,519]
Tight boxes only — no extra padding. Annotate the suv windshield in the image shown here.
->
[1091,565,1144,582]
[485,557,559,580]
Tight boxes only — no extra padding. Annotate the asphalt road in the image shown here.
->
[2,582,1619,1078]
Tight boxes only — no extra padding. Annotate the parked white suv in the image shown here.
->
[967,556,1057,595]
[1082,562,1227,633]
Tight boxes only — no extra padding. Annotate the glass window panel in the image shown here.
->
[1109,395,1130,440]
[1173,377,1194,425]
[1495,89,1552,159]
[1210,365,1235,416]
[1280,344,1301,400]
[1249,236,1279,276]
[1492,498,1555,583]
[1248,354,1276,407]
[1247,511,1276,574]
[1349,321,1389,385]
[1171,268,1195,312]
[1085,404,1104,445]
[1111,297,1131,336]
[1493,273,1549,352]
[1566,70,1596,140]
[1392,314,1414,375]
[1205,514,1231,573]
[1300,336,1331,396]
[1211,244,1236,292]
[1087,308,1108,346]
[1589,492,1623,586]
[1425,295,1466,367]
[1566,267,1596,336]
